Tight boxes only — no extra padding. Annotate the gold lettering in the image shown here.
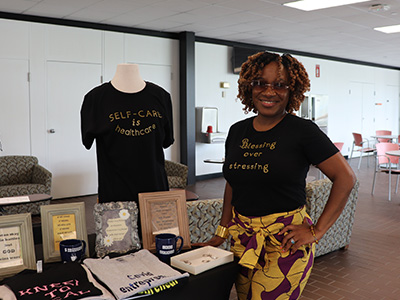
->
[154,110,162,118]
[109,114,114,122]
[240,138,250,149]
[114,112,120,120]
[239,138,276,150]
[228,162,269,173]
[138,110,144,117]
[243,152,262,158]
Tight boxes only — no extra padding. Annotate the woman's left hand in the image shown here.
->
[279,217,317,254]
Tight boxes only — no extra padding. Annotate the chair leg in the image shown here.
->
[358,152,363,170]
[389,171,392,201]
[396,176,399,194]
[372,161,377,195]
[349,143,354,164]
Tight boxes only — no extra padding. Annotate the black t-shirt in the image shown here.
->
[1,263,102,300]
[223,114,338,216]
[81,82,174,203]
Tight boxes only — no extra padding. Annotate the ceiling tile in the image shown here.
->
[0,0,399,67]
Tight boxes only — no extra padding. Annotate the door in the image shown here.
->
[349,82,375,138]
[0,59,30,155]
[47,61,101,198]
[385,85,399,133]
[361,83,375,138]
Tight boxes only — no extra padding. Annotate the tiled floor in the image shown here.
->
[54,155,400,299]
[187,158,400,300]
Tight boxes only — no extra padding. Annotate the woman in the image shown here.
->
[197,52,356,300]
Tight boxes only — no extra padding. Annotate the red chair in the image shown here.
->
[349,133,375,170]
[375,130,392,143]
[372,142,400,201]
[333,142,344,152]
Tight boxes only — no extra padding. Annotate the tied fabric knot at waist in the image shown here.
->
[228,206,311,270]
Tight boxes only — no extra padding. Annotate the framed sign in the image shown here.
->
[0,213,36,280]
[139,190,191,251]
[40,202,88,263]
[93,201,141,258]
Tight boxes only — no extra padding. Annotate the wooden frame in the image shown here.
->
[0,213,36,280]
[40,202,88,263]
[93,201,141,258]
[139,190,191,251]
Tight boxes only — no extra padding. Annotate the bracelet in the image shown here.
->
[215,225,229,239]
[310,225,319,244]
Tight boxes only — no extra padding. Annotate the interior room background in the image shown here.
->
[0,17,399,199]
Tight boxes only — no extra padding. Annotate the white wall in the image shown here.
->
[0,18,399,187]
[0,18,179,198]
[195,42,400,176]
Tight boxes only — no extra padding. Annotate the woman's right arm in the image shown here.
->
[192,181,233,247]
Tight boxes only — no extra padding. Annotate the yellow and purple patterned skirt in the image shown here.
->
[228,206,315,300]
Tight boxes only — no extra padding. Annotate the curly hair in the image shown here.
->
[237,51,310,114]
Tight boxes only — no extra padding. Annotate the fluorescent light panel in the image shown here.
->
[374,24,400,34]
[284,0,372,11]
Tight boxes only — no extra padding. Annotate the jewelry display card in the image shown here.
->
[170,246,233,275]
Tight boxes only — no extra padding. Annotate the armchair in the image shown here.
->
[0,155,52,214]
[165,160,188,189]
[305,178,359,257]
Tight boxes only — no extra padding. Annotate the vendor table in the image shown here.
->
[31,233,239,300]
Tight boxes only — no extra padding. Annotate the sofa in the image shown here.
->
[0,155,52,215]
[187,178,359,257]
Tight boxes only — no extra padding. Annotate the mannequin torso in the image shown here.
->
[111,63,146,93]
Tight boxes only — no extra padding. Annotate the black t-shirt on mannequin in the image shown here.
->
[81,64,174,203]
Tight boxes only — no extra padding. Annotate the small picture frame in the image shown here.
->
[40,202,88,263]
[0,213,36,280]
[93,201,141,258]
[139,190,191,251]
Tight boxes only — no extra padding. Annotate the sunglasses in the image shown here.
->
[250,80,289,91]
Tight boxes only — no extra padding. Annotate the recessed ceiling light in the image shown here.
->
[283,0,372,11]
[374,24,400,33]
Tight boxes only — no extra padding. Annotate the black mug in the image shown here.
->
[59,239,86,262]
[155,233,183,264]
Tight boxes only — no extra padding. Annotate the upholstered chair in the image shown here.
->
[165,160,188,189]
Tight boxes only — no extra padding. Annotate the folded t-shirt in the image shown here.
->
[83,250,189,299]
[0,263,105,300]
